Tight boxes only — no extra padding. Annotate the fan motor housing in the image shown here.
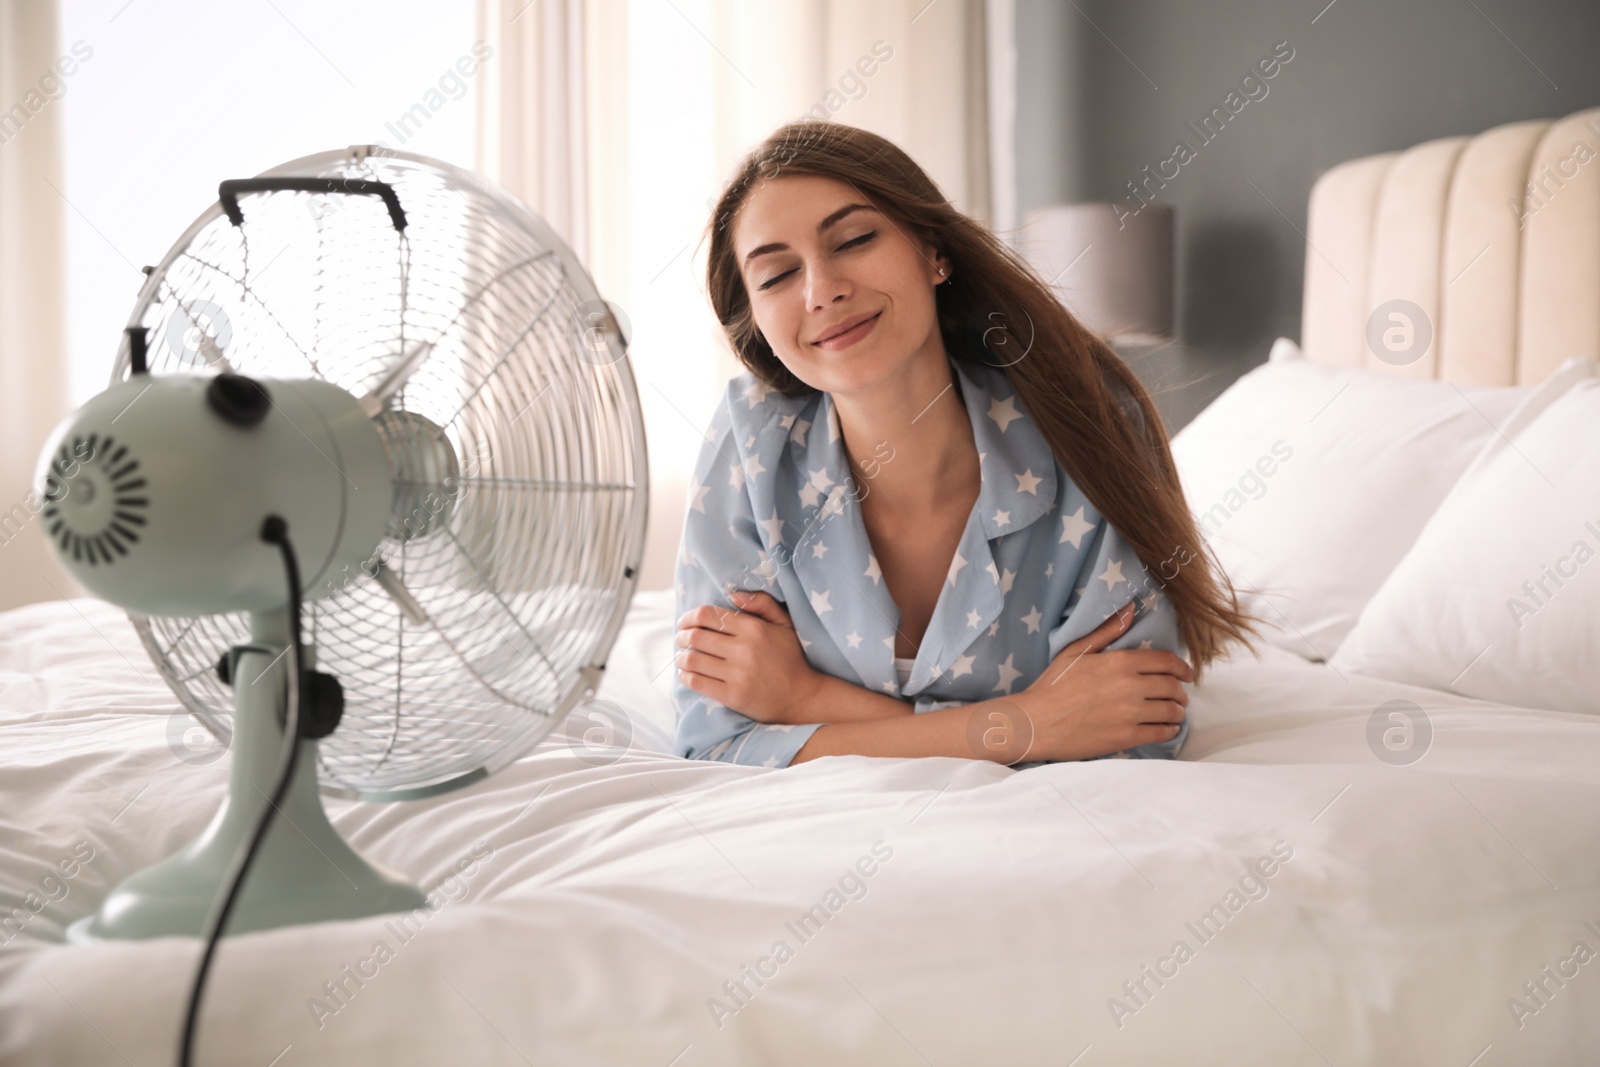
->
[35,374,392,616]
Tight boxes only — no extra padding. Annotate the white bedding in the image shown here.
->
[1,589,1597,1065]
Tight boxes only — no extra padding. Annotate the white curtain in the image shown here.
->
[472,0,997,591]
[0,0,79,611]
[706,0,992,231]
[475,0,593,264]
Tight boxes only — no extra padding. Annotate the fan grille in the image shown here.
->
[120,148,648,799]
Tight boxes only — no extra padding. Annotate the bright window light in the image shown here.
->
[60,0,476,407]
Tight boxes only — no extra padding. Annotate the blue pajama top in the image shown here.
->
[671,349,1191,768]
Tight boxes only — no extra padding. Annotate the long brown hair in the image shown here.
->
[703,120,1265,679]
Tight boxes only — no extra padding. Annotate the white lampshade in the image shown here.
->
[1020,203,1174,346]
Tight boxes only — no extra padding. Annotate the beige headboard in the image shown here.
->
[1302,104,1600,385]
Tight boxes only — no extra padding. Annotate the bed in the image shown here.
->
[3,108,1598,1065]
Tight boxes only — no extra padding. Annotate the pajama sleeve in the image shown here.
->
[1046,512,1192,760]
[671,389,825,768]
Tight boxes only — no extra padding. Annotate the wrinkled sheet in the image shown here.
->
[1,591,1596,1065]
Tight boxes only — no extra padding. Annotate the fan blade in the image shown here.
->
[359,339,433,417]
[371,559,427,626]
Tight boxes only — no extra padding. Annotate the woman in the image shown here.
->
[672,120,1264,768]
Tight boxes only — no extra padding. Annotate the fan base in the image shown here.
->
[64,740,427,943]
[68,634,427,942]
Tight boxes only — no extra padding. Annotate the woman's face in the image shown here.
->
[731,173,949,394]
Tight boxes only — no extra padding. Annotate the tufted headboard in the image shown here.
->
[1301,104,1600,385]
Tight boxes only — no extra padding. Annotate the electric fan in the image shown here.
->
[36,145,648,946]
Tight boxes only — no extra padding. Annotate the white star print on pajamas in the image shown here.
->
[671,349,1190,767]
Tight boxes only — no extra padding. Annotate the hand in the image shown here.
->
[1005,600,1194,762]
[675,590,822,725]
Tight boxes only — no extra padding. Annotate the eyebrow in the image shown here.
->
[742,202,877,264]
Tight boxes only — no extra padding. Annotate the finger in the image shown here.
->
[679,604,750,635]
[1165,677,1190,709]
[1129,650,1196,683]
[1126,673,1188,711]
[676,626,737,659]
[1134,721,1185,745]
[730,589,793,628]
[675,647,730,683]
[1136,693,1187,723]
[678,667,728,705]
[1070,601,1135,654]
[1136,669,1188,704]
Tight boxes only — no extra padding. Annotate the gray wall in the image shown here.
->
[1015,0,1600,432]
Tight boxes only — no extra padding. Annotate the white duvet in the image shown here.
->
[1,589,1597,1065]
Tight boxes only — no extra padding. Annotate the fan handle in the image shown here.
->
[217,177,408,232]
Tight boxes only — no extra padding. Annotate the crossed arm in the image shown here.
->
[674,590,1189,765]
[674,590,914,727]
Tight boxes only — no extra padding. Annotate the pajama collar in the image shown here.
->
[737,352,1061,697]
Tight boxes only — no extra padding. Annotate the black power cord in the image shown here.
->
[178,515,305,1067]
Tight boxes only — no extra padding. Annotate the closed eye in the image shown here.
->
[757,231,878,291]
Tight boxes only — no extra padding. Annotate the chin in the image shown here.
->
[854,343,930,384]
[804,348,894,394]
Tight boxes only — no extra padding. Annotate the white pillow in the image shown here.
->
[1170,338,1544,661]
[1330,359,1600,714]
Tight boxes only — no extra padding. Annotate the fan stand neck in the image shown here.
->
[67,611,426,942]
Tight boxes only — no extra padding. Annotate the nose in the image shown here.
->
[805,257,851,312]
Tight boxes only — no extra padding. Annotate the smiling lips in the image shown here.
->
[812,310,882,350]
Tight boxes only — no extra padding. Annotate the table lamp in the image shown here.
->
[1019,202,1174,347]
